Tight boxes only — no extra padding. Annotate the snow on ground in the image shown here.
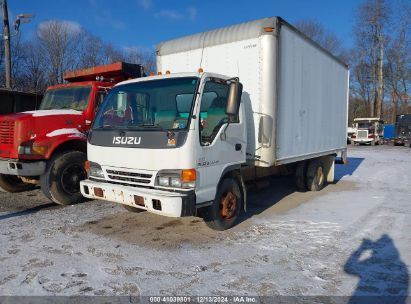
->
[0,145,410,299]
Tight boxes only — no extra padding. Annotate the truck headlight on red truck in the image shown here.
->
[156,169,196,189]
[18,140,49,156]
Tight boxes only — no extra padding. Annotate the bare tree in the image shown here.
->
[101,42,126,64]
[78,32,107,68]
[37,20,83,84]
[385,1,411,120]
[20,39,47,92]
[123,46,155,73]
[354,0,391,118]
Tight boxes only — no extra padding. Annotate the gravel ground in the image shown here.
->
[0,145,410,300]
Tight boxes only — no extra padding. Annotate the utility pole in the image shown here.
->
[2,0,11,89]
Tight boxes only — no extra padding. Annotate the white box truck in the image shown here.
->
[80,17,349,230]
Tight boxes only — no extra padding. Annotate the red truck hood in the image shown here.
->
[0,110,85,159]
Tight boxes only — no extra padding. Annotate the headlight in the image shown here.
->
[88,162,105,178]
[18,140,49,156]
[18,145,32,155]
[170,177,182,188]
[158,176,170,186]
[156,169,196,189]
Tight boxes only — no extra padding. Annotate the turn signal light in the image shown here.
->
[198,68,204,73]
[181,169,196,182]
[264,27,274,32]
[85,160,91,173]
[32,145,48,156]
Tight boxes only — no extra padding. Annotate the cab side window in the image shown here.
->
[200,81,230,145]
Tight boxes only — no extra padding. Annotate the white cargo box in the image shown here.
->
[157,17,349,167]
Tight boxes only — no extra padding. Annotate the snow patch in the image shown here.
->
[46,128,84,137]
[24,110,82,117]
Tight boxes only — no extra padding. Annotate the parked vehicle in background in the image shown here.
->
[0,89,42,114]
[347,126,356,144]
[351,118,384,146]
[80,17,349,230]
[383,124,395,142]
[0,62,144,205]
[394,114,411,147]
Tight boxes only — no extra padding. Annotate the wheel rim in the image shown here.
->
[61,164,87,194]
[219,191,238,219]
[317,166,324,186]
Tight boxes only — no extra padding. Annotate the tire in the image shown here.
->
[306,159,326,191]
[204,177,242,231]
[295,161,307,191]
[40,151,88,205]
[123,204,145,213]
[0,174,35,193]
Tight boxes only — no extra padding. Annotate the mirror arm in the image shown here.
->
[220,120,231,141]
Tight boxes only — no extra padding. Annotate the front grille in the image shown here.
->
[0,121,14,145]
[106,169,152,185]
[357,130,368,139]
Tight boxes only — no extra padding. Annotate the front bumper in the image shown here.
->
[394,138,409,145]
[0,158,46,176]
[353,138,373,144]
[80,179,196,217]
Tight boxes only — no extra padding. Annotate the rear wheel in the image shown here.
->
[123,204,145,213]
[40,151,88,205]
[204,177,242,231]
[306,159,326,191]
[295,161,307,191]
[0,174,35,193]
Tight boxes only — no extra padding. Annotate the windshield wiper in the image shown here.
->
[136,123,166,131]
[94,125,115,129]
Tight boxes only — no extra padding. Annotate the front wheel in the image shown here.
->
[40,151,88,205]
[204,177,242,231]
[0,174,35,193]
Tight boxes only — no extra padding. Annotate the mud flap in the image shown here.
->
[321,155,335,183]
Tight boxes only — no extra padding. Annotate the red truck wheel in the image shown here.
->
[40,151,88,205]
[0,174,35,193]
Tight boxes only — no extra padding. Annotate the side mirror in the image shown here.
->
[226,81,243,117]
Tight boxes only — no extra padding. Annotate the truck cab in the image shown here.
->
[0,62,144,205]
[394,114,411,147]
[351,118,384,146]
[81,72,245,226]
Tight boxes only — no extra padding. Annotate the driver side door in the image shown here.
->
[195,78,246,203]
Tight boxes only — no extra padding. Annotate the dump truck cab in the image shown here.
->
[0,62,144,205]
[351,118,384,146]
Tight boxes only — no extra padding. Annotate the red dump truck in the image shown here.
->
[0,62,144,205]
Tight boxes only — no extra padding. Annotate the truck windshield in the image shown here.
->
[357,122,372,129]
[396,115,411,124]
[39,86,92,111]
[93,77,199,130]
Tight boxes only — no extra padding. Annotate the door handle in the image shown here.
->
[235,143,242,151]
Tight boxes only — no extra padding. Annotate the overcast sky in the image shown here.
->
[5,0,359,52]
